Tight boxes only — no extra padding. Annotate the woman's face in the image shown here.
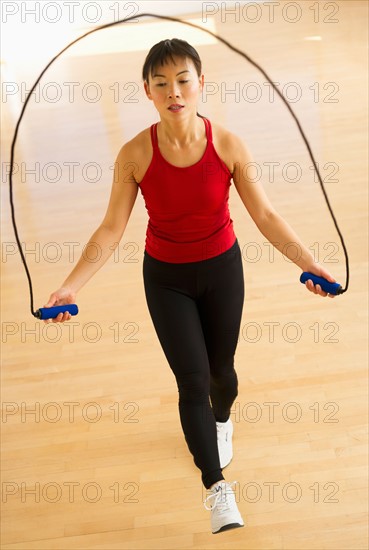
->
[144,56,204,119]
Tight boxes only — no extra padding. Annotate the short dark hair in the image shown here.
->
[142,38,202,83]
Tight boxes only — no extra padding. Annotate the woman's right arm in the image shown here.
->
[43,142,139,323]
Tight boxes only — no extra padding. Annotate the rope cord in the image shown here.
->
[7,13,349,317]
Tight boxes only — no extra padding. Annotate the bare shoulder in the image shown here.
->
[210,120,251,174]
[115,127,152,183]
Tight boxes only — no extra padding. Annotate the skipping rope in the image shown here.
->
[7,13,349,320]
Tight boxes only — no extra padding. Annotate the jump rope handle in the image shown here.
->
[34,304,79,320]
[299,273,343,295]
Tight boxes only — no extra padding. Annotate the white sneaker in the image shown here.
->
[204,480,244,534]
[216,418,233,468]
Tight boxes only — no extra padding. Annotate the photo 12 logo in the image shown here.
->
[201,2,339,24]
[2,480,140,504]
[1,2,140,24]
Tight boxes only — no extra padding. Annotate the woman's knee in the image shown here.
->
[211,369,238,397]
[177,370,210,403]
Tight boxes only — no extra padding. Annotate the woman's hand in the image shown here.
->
[42,287,77,323]
[302,263,337,298]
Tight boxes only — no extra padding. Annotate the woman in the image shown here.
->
[43,39,336,534]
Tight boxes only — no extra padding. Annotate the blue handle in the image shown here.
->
[35,304,79,320]
[300,273,342,295]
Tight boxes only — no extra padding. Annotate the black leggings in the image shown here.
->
[142,238,245,489]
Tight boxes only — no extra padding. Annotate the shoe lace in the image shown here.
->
[203,481,237,511]
[216,423,227,441]
[216,420,230,438]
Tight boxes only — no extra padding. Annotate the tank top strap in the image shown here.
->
[202,116,213,143]
[150,123,159,150]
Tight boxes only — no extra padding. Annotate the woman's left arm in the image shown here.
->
[230,133,336,298]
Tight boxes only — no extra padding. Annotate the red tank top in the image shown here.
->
[138,116,236,262]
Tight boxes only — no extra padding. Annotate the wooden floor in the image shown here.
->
[1,1,368,548]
